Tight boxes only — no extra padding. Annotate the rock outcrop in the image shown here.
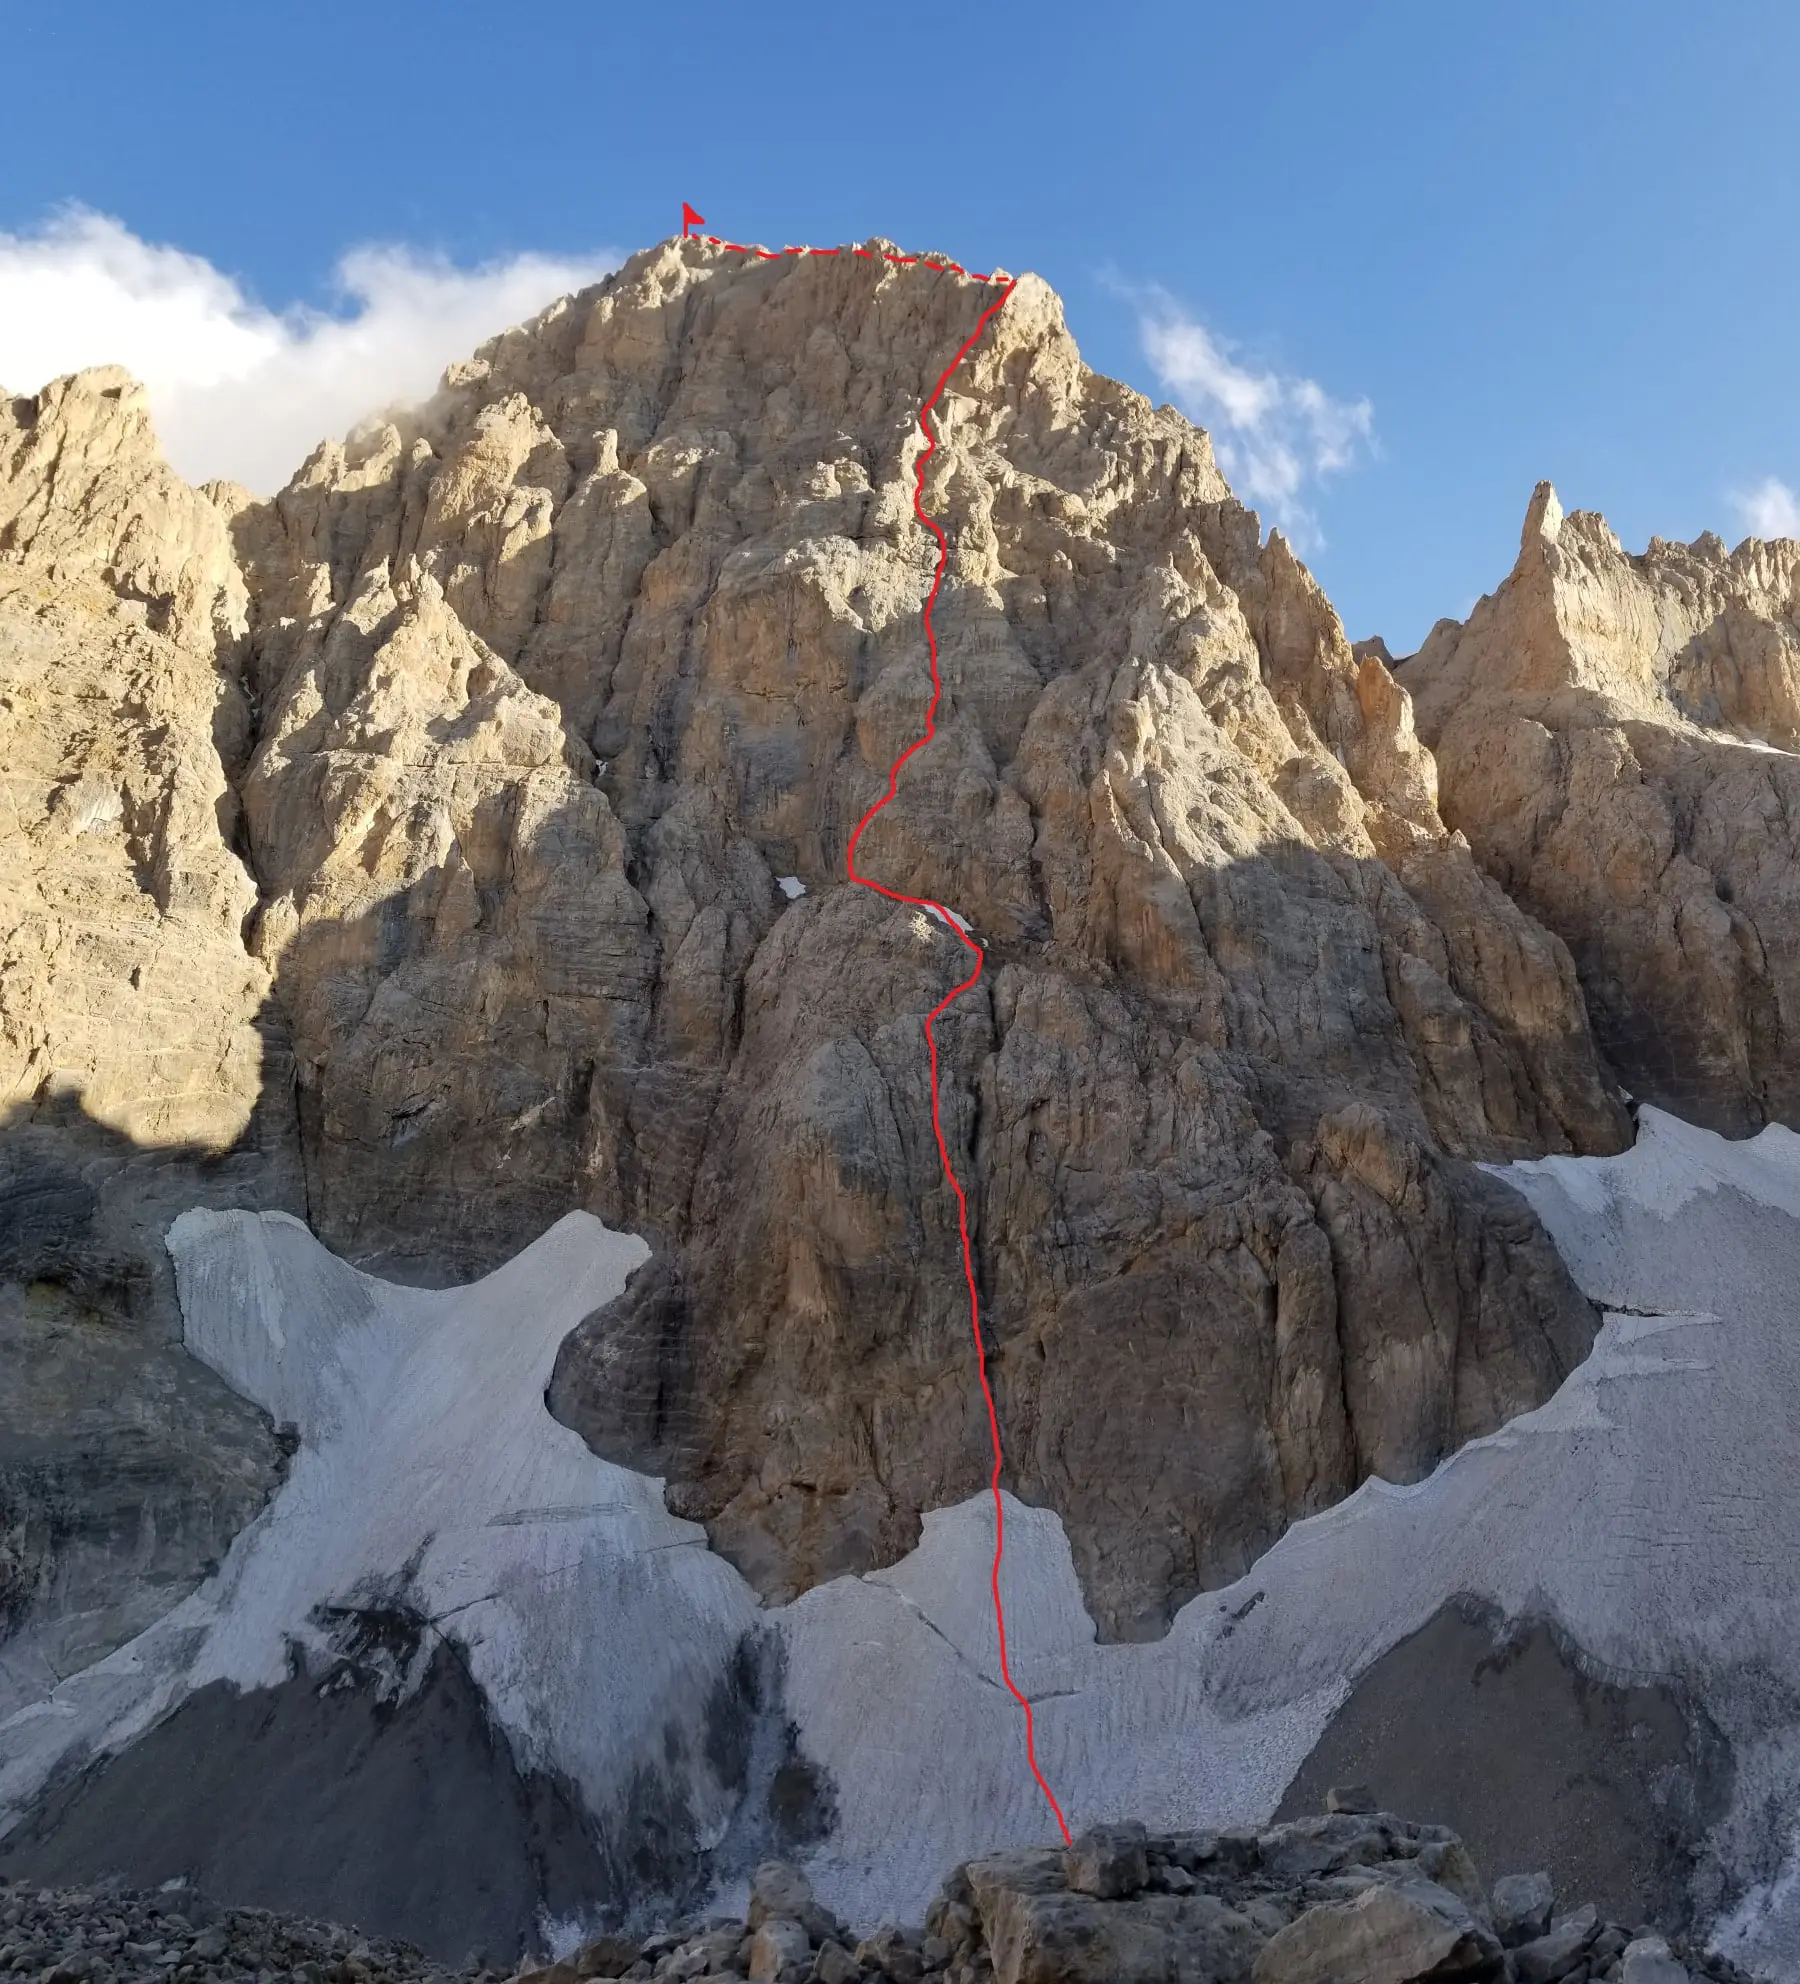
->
[1404,483,1800,1136]
[0,1812,1756,1984]
[213,238,1628,1637]
[0,242,1633,1649]
[519,1817,1745,1984]
[0,370,295,1693]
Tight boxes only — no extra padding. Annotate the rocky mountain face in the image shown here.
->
[0,371,295,1700]
[1405,484,1800,1137]
[1,240,1629,1658]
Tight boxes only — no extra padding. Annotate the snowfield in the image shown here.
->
[3,1108,1800,1974]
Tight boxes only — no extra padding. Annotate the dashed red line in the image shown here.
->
[690,232,1008,288]
[840,276,1074,1848]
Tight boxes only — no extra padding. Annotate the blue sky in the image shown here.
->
[5,0,1799,650]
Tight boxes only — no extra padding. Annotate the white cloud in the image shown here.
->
[1734,476,1800,542]
[0,209,617,494]
[1134,289,1373,544]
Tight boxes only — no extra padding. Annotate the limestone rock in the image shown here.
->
[808,1942,859,1984]
[1511,1905,1600,1983]
[9,242,1627,1642]
[0,368,296,1684]
[747,1917,810,1982]
[1404,482,1800,1135]
[1063,1822,1149,1900]
[1250,1878,1497,1983]
[0,367,249,655]
[750,1862,819,1930]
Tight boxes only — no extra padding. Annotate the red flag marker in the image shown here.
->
[682,202,705,238]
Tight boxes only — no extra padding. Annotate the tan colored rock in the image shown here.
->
[214,239,1625,1636]
[0,368,293,1684]
[0,367,249,656]
[1405,482,1800,1134]
[1250,1878,1498,1983]
[0,372,267,1150]
[7,244,1626,1645]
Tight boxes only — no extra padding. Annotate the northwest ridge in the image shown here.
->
[4,233,1800,1974]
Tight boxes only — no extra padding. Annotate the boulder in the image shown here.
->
[1489,1872,1555,1948]
[1063,1823,1149,1899]
[747,1918,812,1984]
[1250,1879,1499,1984]
[1511,1905,1600,1984]
[1622,1936,1691,1984]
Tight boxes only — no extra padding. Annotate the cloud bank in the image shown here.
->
[0,209,616,494]
[1133,288,1373,544]
[1735,476,1800,542]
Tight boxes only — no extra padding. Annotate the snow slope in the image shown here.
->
[0,1208,761,1883]
[780,1108,1800,1968]
[4,1108,1800,1972]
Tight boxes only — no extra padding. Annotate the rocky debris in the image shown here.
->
[0,1872,486,1984]
[0,1815,1763,1984]
[1403,481,1800,1137]
[919,1813,1754,1984]
[517,1822,1752,1984]
[1252,1877,1500,1982]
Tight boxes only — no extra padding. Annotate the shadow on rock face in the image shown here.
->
[0,1045,303,1709]
[1276,1597,1733,1931]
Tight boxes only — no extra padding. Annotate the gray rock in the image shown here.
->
[574,1939,639,1979]
[1622,1938,1689,1984]
[1062,1824,1149,1901]
[1410,1838,1491,1923]
[1491,1873,1556,1949]
[1514,1906,1602,1984]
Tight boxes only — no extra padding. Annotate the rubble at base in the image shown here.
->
[0,1878,483,1984]
[0,1806,1760,1984]
[520,1808,1752,1984]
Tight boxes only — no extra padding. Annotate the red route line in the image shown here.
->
[682,226,1068,1839]
[840,277,1075,1848]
